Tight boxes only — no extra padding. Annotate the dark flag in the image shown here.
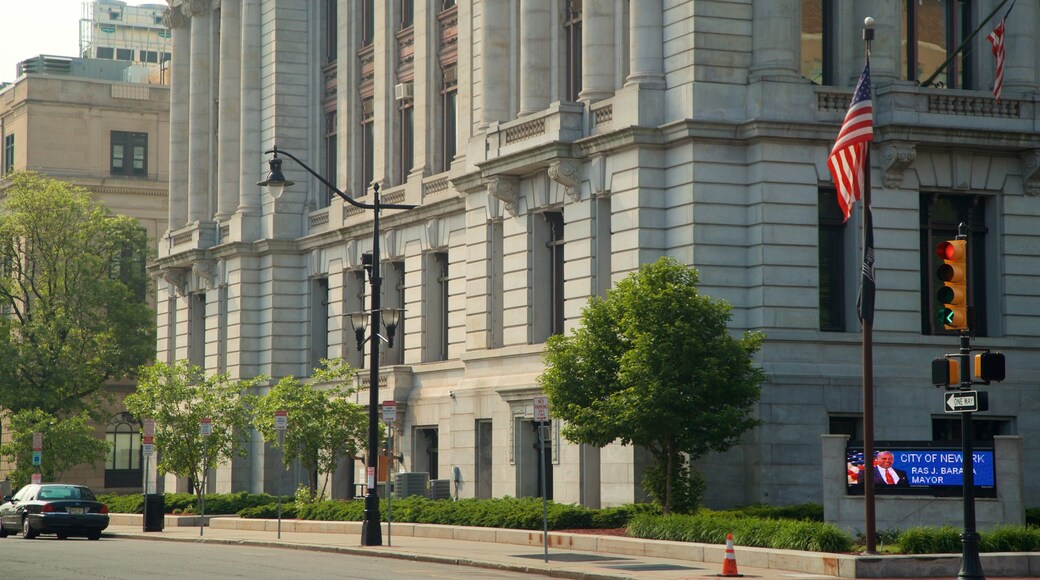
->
[857,208,876,325]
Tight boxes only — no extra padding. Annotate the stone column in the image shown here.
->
[167,7,190,228]
[579,0,615,102]
[854,0,899,84]
[237,0,262,217]
[518,0,551,117]
[1002,0,1038,94]
[187,0,213,224]
[216,0,242,221]
[481,0,512,127]
[625,0,664,88]
[750,0,800,80]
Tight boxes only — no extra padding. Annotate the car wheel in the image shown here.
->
[21,517,37,540]
[0,523,8,538]
[87,532,101,541]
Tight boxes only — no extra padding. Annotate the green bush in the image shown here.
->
[715,504,824,522]
[1026,508,1040,528]
[238,502,298,519]
[626,512,854,553]
[896,526,963,554]
[98,491,289,515]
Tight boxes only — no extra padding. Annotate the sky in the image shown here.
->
[0,1,161,85]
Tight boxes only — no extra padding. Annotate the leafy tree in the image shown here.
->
[253,359,370,499]
[0,171,155,415]
[0,408,110,489]
[539,257,766,514]
[123,361,261,506]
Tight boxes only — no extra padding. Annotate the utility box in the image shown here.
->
[142,493,165,532]
[394,472,429,499]
[428,479,451,500]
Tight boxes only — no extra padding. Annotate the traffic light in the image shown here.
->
[936,239,968,331]
[974,351,1006,383]
[931,356,959,388]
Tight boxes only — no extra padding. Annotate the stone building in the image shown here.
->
[155,0,1040,514]
[0,60,170,491]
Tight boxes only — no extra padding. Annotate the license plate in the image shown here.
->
[68,507,85,515]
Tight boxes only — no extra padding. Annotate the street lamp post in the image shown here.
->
[259,146,416,546]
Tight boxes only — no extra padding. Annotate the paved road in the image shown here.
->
[0,535,551,580]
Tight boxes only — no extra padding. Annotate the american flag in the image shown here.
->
[827,61,873,223]
[988,17,1006,101]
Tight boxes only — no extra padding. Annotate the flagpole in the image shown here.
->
[861,17,877,556]
[919,0,1013,88]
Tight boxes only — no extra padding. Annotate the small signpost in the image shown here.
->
[31,451,41,466]
[142,419,155,496]
[199,418,212,537]
[32,432,42,481]
[532,396,550,563]
[275,410,287,539]
[382,401,396,546]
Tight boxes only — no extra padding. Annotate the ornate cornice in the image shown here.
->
[548,159,581,202]
[487,176,519,218]
[880,142,917,189]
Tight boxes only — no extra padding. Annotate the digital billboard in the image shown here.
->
[845,442,996,498]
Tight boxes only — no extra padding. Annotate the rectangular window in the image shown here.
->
[532,211,565,342]
[2,134,13,174]
[475,419,493,498]
[932,416,1012,443]
[564,0,582,101]
[400,0,414,29]
[801,0,834,85]
[362,0,375,46]
[361,98,374,195]
[345,269,367,370]
[819,189,846,331]
[398,101,413,185]
[311,278,329,373]
[323,111,337,207]
[489,220,504,349]
[116,48,133,61]
[920,194,987,336]
[323,0,338,64]
[903,0,973,88]
[547,212,565,336]
[111,131,148,177]
[96,46,115,59]
[139,50,158,63]
[829,415,863,441]
[384,261,406,365]
[424,252,449,362]
[441,0,456,9]
[190,293,206,368]
[440,65,458,172]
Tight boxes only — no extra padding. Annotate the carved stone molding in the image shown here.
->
[163,6,187,28]
[487,176,519,218]
[880,142,917,189]
[548,160,580,202]
[161,268,187,295]
[1021,150,1040,196]
[193,259,217,290]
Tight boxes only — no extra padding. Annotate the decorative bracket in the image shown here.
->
[1021,150,1040,196]
[161,268,187,296]
[548,160,581,202]
[880,142,917,189]
[487,176,519,218]
[193,260,217,290]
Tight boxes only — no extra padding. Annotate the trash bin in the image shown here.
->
[142,493,165,532]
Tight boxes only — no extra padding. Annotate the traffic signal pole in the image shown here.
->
[957,327,983,580]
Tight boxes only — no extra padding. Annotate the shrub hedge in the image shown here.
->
[99,491,289,515]
[896,524,1040,554]
[626,512,854,553]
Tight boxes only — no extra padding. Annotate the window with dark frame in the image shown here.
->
[96,46,115,59]
[545,212,566,336]
[2,134,13,174]
[324,0,338,65]
[311,277,330,373]
[564,0,582,101]
[362,0,375,46]
[931,416,1012,442]
[400,0,414,29]
[829,415,864,441]
[903,0,973,89]
[440,65,458,173]
[427,252,449,362]
[801,0,835,85]
[323,111,337,207]
[116,48,133,61]
[920,193,987,336]
[398,99,414,185]
[105,413,141,488]
[441,0,456,9]
[110,131,148,177]
[361,98,375,195]
[819,188,846,332]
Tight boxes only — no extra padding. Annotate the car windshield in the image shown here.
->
[37,486,95,501]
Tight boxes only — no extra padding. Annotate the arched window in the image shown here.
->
[105,412,142,488]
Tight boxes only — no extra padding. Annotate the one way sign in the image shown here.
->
[944,390,988,413]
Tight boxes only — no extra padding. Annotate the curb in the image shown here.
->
[108,531,630,580]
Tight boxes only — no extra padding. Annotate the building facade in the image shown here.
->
[79,0,174,82]
[155,0,1040,513]
[0,63,170,492]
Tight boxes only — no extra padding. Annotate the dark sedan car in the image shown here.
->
[0,483,109,540]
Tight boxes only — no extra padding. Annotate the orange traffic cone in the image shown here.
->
[719,532,743,577]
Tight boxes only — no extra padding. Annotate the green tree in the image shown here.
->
[539,257,766,514]
[0,408,110,489]
[253,359,369,499]
[0,171,155,415]
[123,361,261,506]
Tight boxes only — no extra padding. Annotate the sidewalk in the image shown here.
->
[104,515,1040,580]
